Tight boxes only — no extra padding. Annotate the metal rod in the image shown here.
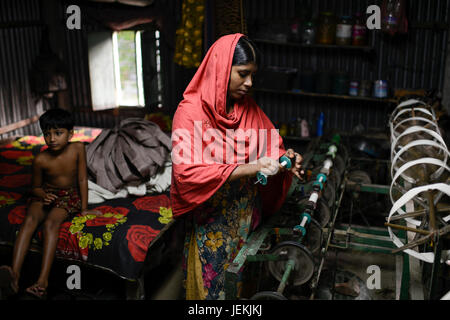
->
[384,223,430,235]
[388,210,425,221]
[391,234,432,254]
[310,179,347,300]
[426,191,437,232]
[277,259,295,294]
[386,205,450,222]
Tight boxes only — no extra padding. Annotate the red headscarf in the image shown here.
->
[170,33,292,218]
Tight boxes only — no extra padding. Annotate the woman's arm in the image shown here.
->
[227,157,280,182]
[227,163,260,182]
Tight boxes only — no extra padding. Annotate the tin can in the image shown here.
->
[349,81,359,96]
[373,80,388,98]
[358,80,372,97]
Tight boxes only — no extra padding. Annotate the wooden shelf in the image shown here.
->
[253,38,374,52]
[253,88,398,104]
[282,136,312,142]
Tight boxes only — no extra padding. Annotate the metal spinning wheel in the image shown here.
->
[267,241,316,287]
[387,99,450,274]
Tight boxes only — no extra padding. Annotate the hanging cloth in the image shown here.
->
[174,0,205,68]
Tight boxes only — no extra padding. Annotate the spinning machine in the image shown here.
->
[225,134,348,300]
[225,97,450,300]
[386,98,450,300]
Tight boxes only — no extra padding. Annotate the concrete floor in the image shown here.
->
[322,248,398,300]
[149,261,184,300]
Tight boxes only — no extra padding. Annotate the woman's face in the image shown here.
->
[228,62,257,102]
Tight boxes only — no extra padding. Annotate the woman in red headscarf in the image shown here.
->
[171,33,303,300]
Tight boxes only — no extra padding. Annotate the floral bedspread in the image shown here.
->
[0,128,174,280]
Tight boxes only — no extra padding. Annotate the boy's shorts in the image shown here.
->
[28,184,82,218]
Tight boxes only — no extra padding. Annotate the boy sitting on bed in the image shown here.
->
[0,108,100,299]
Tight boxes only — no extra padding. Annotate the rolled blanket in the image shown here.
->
[87,118,172,193]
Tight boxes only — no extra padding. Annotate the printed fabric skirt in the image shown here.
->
[28,184,82,219]
[183,177,260,300]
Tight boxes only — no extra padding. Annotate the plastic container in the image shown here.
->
[382,0,402,34]
[352,12,367,46]
[336,16,353,45]
[349,81,359,96]
[280,123,288,137]
[297,71,315,92]
[316,12,336,45]
[289,117,297,136]
[301,119,310,137]
[255,66,298,90]
[358,80,372,97]
[332,73,349,95]
[315,72,332,94]
[290,18,301,42]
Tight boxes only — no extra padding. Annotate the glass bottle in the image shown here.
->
[336,16,353,45]
[352,12,367,46]
[382,0,402,34]
[316,12,336,45]
[301,21,316,45]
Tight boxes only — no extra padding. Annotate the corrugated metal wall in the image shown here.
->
[0,0,181,138]
[57,0,182,129]
[0,0,46,139]
[244,0,450,132]
[1,0,449,137]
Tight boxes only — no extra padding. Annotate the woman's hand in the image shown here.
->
[43,193,57,205]
[282,149,304,180]
[256,157,280,177]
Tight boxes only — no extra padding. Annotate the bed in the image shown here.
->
[0,127,182,299]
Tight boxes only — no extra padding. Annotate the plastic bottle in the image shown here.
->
[301,119,310,137]
[280,123,288,137]
[316,112,324,137]
[302,21,316,45]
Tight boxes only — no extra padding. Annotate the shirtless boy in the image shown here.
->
[0,108,99,299]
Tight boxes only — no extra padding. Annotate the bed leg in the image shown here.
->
[125,276,145,300]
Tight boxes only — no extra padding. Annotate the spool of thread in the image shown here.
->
[255,156,292,185]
